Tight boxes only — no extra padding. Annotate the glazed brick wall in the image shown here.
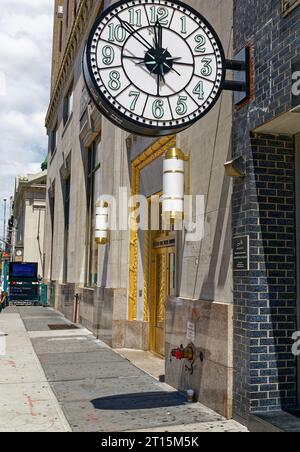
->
[234,0,300,131]
[233,1,299,417]
[233,134,297,416]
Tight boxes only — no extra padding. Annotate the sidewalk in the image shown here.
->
[0,308,70,432]
[0,307,247,432]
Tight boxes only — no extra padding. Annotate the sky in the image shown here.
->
[0,0,53,239]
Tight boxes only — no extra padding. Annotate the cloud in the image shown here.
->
[0,0,53,239]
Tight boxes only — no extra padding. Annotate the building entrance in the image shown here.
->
[150,233,176,357]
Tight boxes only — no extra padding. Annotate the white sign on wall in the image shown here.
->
[186,321,196,342]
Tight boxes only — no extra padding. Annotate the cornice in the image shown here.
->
[45,0,100,129]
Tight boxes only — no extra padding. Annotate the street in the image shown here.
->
[0,307,247,433]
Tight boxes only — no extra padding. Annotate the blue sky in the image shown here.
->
[0,0,53,239]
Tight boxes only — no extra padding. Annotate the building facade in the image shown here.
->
[44,0,300,427]
[12,170,47,275]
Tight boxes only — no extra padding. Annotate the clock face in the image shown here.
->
[16,250,23,257]
[83,0,226,137]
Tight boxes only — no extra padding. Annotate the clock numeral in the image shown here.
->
[108,24,127,43]
[180,16,187,34]
[108,71,121,90]
[193,81,205,101]
[129,8,142,27]
[149,6,169,25]
[201,57,213,77]
[195,35,206,53]
[129,91,140,111]
[176,96,188,116]
[102,46,115,65]
[152,99,164,119]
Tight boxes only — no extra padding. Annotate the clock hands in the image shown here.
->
[155,20,163,51]
[119,18,182,88]
[118,18,152,51]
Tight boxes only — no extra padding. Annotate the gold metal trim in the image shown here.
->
[165,148,185,160]
[96,200,109,208]
[128,135,176,322]
[163,170,184,174]
[95,237,108,245]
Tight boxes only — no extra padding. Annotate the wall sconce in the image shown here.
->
[95,200,109,245]
[163,148,185,223]
[224,156,246,178]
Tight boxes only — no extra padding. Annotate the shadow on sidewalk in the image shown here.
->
[91,391,186,410]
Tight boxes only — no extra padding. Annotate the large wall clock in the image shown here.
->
[83,0,226,137]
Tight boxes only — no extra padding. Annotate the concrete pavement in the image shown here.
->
[0,307,247,432]
[0,309,70,432]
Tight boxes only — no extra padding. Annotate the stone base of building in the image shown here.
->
[79,287,149,349]
[165,297,233,419]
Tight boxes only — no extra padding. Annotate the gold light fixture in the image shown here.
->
[162,148,185,223]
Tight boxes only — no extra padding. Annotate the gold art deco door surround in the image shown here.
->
[128,135,176,321]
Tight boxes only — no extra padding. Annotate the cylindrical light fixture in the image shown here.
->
[162,148,185,222]
[95,201,109,245]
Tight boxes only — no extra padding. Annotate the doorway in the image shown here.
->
[150,233,176,357]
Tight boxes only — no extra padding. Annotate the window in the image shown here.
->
[74,0,78,16]
[49,182,56,281]
[85,140,101,287]
[63,175,71,283]
[50,123,57,154]
[66,0,70,27]
[59,21,63,53]
[63,85,73,126]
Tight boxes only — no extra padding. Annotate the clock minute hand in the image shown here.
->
[158,21,163,50]
[118,18,151,51]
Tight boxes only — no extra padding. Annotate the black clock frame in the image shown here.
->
[83,0,228,137]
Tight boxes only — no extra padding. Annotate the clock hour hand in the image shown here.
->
[152,20,159,49]
[118,18,151,51]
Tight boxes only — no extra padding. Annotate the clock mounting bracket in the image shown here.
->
[224,46,251,105]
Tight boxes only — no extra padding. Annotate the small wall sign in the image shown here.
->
[186,321,196,342]
[233,235,249,271]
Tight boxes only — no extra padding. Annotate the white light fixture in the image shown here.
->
[162,148,185,223]
[95,201,109,245]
